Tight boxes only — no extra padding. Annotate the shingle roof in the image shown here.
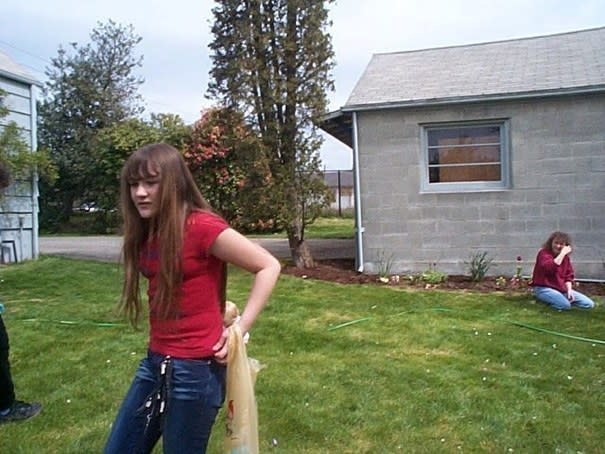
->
[0,49,41,86]
[344,26,605,110]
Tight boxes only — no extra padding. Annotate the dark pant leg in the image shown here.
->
[104,357,162,454]
[0,315,15,410]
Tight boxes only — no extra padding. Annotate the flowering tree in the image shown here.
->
[183,107,274,232]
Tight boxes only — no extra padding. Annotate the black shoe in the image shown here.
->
[0,400,42,424]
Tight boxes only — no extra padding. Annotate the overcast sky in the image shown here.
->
[2,0,604,169]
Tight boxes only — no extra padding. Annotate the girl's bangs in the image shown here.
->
[125,155,160,182]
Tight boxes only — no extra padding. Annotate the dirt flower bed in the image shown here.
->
[281,259,605,296]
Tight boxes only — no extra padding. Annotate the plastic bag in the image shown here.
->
[223,302,263,454]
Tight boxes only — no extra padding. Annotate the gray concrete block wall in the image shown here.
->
[357,93,605,279]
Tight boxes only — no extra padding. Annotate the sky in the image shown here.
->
[1,0,604,170]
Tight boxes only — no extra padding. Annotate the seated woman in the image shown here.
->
[530,231,595,311]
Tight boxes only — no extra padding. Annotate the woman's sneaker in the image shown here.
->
[0,401,42,424]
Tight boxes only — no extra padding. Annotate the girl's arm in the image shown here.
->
[210,228,281,334]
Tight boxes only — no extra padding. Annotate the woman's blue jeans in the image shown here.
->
[104,351,226,454]
[533,286,595,310]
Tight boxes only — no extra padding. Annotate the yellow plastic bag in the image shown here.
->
[223,302,263,454]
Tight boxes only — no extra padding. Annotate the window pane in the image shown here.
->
[429,164,501,183]
[428,126,500,147]
[429,145,500,165]
[426,124,503,185]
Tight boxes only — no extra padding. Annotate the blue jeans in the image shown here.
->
[104,351,226,454]
[533,286,595,310]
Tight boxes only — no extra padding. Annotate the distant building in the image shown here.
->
[0,49,42,263]
[324,170,354,212]
[321,27,605,278]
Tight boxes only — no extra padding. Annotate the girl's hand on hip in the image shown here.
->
[212,326,229,365]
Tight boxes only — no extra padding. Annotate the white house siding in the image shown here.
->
[357,93,605,279]
[0,58,40,262]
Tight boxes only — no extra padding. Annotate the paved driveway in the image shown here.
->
[39,236,355,262]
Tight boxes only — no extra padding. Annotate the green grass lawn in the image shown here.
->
[1,257,604,453]
[43,215,355,239]
[254,216,354,240]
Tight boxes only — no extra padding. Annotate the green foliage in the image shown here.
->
[0,90,56,188]
[407,263,448,285]
[183,107,275,233]
[39,114,190,233]
[1,257,604,452]
[467,251,494,282]
[92,115,190,232]
[38,20,144,226]
[421,268,448,284]
[208,0,336,265]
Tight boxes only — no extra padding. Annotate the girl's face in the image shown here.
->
[551,238,568,254]
[130,176,160,219]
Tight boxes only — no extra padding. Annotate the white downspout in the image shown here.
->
[352,112,364,272]
[30,84,39,259]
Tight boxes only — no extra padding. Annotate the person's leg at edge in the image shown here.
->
[570,290,595,309]
[162,359,226,454]
[533,286,572,310]
[104,356,162,454]
[0,315,42,424]
[0,315,16,411]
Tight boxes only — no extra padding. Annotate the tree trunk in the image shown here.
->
[287,232,315,268]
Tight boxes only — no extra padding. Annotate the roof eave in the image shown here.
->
[342,85,605,112]
[0,69,43,88]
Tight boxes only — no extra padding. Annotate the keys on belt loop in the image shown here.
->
[158,356,171,416]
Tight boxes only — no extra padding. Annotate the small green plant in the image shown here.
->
[375,249,394,278]
[466,251,493,282]
[421,263,447,284]
[510,255,523,287]
[495,276,507,288]
[421,270,447,284]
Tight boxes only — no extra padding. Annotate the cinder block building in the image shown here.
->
[322,27,605,279]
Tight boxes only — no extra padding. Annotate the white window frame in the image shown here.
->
[420,119,511,193]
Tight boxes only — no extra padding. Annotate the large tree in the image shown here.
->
[38,20,144,225]
[208,0,335,268]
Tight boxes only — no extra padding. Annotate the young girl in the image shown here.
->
[104,143,281,453]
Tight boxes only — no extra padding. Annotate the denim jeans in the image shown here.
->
[104,351,226,454]
[533,286,595,310]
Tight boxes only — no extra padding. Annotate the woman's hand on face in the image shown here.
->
[212,326,229,365]
[561,245,572,256]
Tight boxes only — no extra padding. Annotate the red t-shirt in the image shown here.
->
[140,210,229,358]
[530,248,575,293]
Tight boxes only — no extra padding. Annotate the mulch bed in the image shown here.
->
[281,259,605,296]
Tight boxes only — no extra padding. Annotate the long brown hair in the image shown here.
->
[119,143,218,326]
[542,231,571,254]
